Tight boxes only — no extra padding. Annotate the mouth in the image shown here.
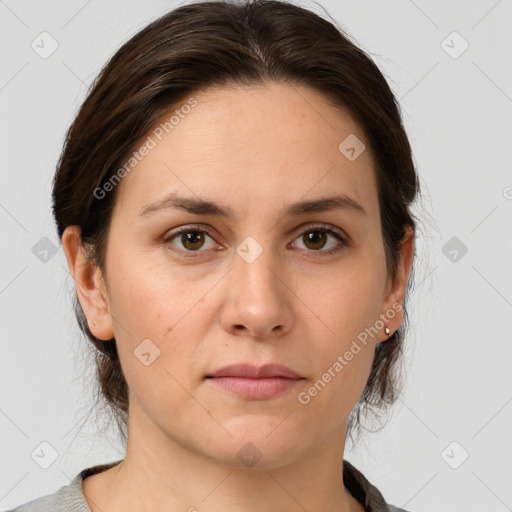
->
[205,363,305,400]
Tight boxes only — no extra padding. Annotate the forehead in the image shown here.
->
[112,81,379,221]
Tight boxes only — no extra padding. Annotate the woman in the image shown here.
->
[8,0,419,510]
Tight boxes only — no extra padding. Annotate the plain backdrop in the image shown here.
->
[1,1,511,511]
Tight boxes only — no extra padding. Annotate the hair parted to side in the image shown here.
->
[52,0,420,447]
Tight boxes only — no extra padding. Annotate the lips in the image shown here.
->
[206,363,301,379]
[206,364,304,400]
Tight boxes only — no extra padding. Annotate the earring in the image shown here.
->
[384,326,391,336]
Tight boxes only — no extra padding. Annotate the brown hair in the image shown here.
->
[52,0,420,447]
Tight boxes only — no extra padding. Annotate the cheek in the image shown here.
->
[297,279,379,424]
[296,256,385,403]
[108,251,199,334]
[107,260,204,423]
[107,255,214,379]
[303,260,386,342]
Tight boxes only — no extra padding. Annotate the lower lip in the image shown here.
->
[207,376,302,399]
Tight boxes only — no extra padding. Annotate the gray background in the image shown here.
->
[1,0,511,511]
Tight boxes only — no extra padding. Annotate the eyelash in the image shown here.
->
[162,223,348,258]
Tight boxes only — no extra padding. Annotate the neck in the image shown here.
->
[83,404,364,512]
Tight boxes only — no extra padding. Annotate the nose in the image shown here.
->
[220,241,294,340]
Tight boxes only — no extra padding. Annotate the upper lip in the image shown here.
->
[207,363,302,379]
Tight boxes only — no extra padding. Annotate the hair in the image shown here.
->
[52,0,420,449]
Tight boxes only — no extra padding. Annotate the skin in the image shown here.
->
[62,81,414,512]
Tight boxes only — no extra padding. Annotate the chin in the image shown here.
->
[201,420,308,470]
[210,442,303,471]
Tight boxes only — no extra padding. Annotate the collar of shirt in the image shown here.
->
[79,458,405,512]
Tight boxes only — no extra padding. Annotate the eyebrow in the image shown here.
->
[138,192,366,218]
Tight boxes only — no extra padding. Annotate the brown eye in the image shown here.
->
[291,225,347,256]
[302,230,328,250]
[164,223,346,258]
[180,231,206,251]
[163,225,218,256]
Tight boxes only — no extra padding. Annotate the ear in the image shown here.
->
[377,224,415,342]
[61,226,115,341]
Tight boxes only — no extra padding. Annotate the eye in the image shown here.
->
[163,223,348,258]
[163,224,220,257]
[290,224,347,256]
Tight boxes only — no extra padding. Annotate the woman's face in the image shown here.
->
[70,81,412,469]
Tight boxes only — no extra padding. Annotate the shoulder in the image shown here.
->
[3,460,123,512]
[2,472,88,512]
[343,459,415,512]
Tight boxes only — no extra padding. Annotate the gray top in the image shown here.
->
[5,459,412,512]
